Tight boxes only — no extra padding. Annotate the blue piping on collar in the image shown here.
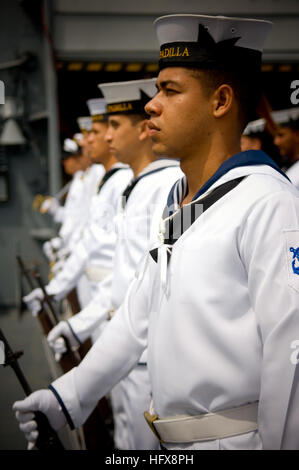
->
[193,150,289,201]
[167,150,289,209]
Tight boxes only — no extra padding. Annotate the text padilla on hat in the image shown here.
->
[99,79,157,115]
[154,14,272,71]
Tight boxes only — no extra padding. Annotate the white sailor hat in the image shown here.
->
[77,116,92,132]
[98,78,156,115]
[243,118,266,136]
[272,107,299,130]
[154,14,272,71]
[86,98,108,122]
[73,133,83,144]
[62,138,81,160]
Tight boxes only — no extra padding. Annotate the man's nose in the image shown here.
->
[145,95,161,116]
[274,136,280,147]
[87,133,94,144]
[105,129,112,143]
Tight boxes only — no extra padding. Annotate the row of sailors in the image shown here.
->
[24,78,183,450]
[14,13,299,450]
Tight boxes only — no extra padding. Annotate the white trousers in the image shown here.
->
[163,430,263,450]
[111,366,160,450]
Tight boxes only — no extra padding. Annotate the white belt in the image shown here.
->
[84,266,111,282]
[144,401,258,444]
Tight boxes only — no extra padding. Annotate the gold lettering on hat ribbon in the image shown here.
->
[160,47,190,59]
[107,102,133,113]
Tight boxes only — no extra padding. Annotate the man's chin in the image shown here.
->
[152,142,169,157]
[90,157,103,164]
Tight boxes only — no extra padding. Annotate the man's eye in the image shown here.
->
[165,88,177,95]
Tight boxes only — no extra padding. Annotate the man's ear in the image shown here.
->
[294,129,299,144]
[212,84,234,118]
[138,119,150,141]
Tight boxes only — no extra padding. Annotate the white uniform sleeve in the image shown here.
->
[50,255,151,428]
[59,172,85,245]
[240,189,299,449]
[47,206,116,300]
[46,240,89,300]
[53,206,65,224]
[67,274,113,343]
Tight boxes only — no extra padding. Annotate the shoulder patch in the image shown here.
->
[284,230,299,293]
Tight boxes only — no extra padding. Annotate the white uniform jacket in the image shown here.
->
[57,170,85,245]
[58,164,105,250]
[68,159,183,349]
[286,159,299,190]
[46,165,132,300]
[51,150,299,450]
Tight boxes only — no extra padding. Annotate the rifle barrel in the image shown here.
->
[16,255,35,291]
[33,271,60,324]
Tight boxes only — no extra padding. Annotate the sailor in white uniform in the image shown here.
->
[41,138,90,262]
[52,119,105,262]
[24,99,132,313]
[14,14,299,450]
[273,108,299,187]
[241,119,265,152]
[76,116,106,195]
[46,78,182,449]
[42,118,105,265]
[39,137,83,225]
[59,117,105,307]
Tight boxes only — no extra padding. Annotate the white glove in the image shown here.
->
[23,288,44,317]
[50,258,66,276]
[40,197,60,215]
[13,389,67,450]
[43,241,57,262]
[51,237,63,251]
[47,321,80,362]
[43,238,63,262]
[56,245,70,260]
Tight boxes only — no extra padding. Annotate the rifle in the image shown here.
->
[17,255,54,334]
[17,255,79,369]
[0,329,64,450]
[32,270,114,450]
[17,256,114,449]
[66,289,81,316]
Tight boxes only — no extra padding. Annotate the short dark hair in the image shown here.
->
[189,68,262,132]
[281,118,299,131]
[126,113,149,125]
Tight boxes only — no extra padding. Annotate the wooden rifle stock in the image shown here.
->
[17,257,114,449]
[66,289,81,315]
[33,269,114,449]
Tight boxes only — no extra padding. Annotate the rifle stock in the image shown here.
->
[66,289,81,315]
[17,256,114,449]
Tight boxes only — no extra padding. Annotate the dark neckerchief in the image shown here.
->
[97,166,124,194]
[150,176,245,263]
[121,159,179,209]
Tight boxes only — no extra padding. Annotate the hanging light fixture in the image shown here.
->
[0,97,26,146]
